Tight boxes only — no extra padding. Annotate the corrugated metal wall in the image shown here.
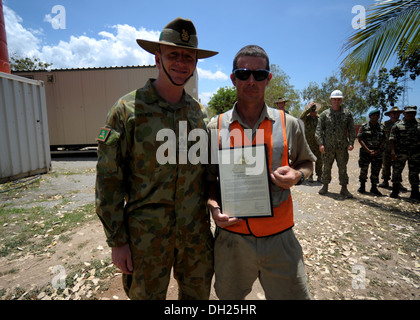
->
[0,72,51,183]
[15,66,199,148]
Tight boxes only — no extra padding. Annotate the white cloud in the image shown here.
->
[40,24,160,68]
[4,6,42,57]
[197,67,229,81]
[43,13,53,24]
[199,91,216,105]
[4,5,230,102]
[4,5,160,68]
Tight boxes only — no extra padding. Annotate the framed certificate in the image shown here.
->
[217,144,273,218]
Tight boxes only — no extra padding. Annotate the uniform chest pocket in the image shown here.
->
[326,114,347,128]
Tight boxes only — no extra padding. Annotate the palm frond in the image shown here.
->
[341,0,420,81]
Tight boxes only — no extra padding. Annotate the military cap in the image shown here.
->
[368,109,380,116]
[275,97,289,103]
[136,17,218,59]
[304,102,321,112]
[404,105,417,113]
[384,106,403,116]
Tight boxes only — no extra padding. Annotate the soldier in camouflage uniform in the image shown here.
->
[378,107,407,191]
[275,97,289,113]
[357,109,385,196]
[389,106,420,200]
[300,101,323,182]
[95,18,218,300]
[315,90,355,198]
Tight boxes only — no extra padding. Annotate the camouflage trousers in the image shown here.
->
[358,149,383,184]
[308,141,323,178]
[381,150,392,182]
[391,152,420,186]
[122,209,214,300]
[321,147,349,185]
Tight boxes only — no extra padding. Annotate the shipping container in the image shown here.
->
[14,66,199,150]
[0,72,51,183]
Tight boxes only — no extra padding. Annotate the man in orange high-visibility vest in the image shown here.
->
[207,45,316,300]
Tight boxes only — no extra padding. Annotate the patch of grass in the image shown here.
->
[0,268,19,277]
[0,203,96,259]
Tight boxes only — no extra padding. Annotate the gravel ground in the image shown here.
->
[0,143,419,300]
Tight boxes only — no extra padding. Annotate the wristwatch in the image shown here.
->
[296,170,305,185]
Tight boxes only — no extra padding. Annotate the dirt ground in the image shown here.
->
[0,142,419,300]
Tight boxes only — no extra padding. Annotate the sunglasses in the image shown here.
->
[233,68,270,81]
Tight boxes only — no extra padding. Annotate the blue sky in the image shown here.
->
[3,0,419,111]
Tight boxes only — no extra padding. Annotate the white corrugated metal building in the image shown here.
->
[0,72,51,182]
[1,65,199,182]
[14,65,199,149]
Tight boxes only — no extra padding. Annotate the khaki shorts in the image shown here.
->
[214,228,310,300]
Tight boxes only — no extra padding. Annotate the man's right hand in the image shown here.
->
[211,207,242,228]
[112,243,133,274]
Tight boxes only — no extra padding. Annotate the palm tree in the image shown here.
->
[341,0,420,81]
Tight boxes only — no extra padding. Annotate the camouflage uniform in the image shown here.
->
[95,80,214,300]
[381,119,398,183]
[389,117,420,190]
[300,108,322,179]
[357,121,385,185]
[315,107,355,186]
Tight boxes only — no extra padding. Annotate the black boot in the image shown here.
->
[340,185,353,198]
[357,182,366,194]
[378,180,389,188]
[410,186,420,201]
[370,184,382,196]
[400,184,408,192]
[319,184,328,195]
[390,183,400,198]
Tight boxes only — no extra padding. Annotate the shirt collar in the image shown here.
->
[228,102,275,129]
[143,79,189,111]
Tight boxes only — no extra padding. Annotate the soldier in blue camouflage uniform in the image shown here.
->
[389,106,420,200]
[95,18,218,299]
[315,90,355,198]
[357,109,386,195]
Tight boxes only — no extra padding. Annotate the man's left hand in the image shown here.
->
[270,166,301,189]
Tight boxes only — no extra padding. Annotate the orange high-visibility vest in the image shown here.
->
[217,107,294,237]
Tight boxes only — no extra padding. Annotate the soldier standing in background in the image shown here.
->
[378,107,407,191]
[274,97,289,113]
[300,101,323,182]
[315,90,356,198]
[357,109,386,196]
[389,106,420,200]
[95,18,218,299]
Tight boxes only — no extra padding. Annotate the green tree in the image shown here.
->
[367,67,404,118]
[392,48,420,81]
[265,64,301,117]
[207,86,237,115]
[9,54,53,71]
[301,68,375,122]
[341,0,420,81]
